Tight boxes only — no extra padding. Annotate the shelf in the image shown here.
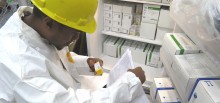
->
[102,31,162,45]
[119,0,170,6]
[99,54,166,82]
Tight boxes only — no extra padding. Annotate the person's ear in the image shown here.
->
[43,17,53,29]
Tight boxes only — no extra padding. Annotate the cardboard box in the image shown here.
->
[122,13,133,29]
[104,3,113,11]
[121,28,129,34]
[113,4,123,13]
[189,80,220,103]
[142,4,160,24]
[158,8,175,29]
[104,11,113,19]
[170,54,220,102]
[155,27,173,42]
[156,90,182,103]
[132,42,148,64]
[122,4,134,14]
[112,20,122,28]
[150,78,174,101]
[146,46,162,68]
[104,26,111,31]
[103,37,125,57]
[111,27,121,33]
[140,22,157,40]
[120,40,133,56]
[104,18,112,27]
[113,12,122,21]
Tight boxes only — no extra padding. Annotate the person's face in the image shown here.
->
[45,21,80,50]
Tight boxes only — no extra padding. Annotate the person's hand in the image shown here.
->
[87,58,103,72]
[128,67,146,84]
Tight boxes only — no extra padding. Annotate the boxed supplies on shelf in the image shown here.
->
[131,42,148,64]
[113,4,123,13]
[145,0,162,3]
[170,54,220,102]
[141,4,160,24]
[121,13,133,34]
[122,3,134,14]
[104,2,113,11]
[155,89,182,103]
[103,36,125,58]
[140,22,157,40]
[162,0,172,4]
[158,7,175,29]
[104,10,113,19]
[120,40,133,57]
[150,78,174,102]
[146,45,162,68]
[189,80,220,103]
[162,33,200,66]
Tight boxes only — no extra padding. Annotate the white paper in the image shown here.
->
[107,49,134,86]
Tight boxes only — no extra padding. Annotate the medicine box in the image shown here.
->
[140,22,157,40]
[189,80,220,103]
[131,42,148,64]
[146,46,162,68]
[170,54,220,102]
[142,4,160,24]
[158,8,175,29]
[156,89,181,103]
[150,78,174,101]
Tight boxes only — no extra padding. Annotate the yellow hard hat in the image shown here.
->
[31,0,98,33]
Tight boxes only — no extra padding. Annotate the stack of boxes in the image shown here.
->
[112,4,123,33]
[121,3,134,34]
[150,78,181,103]
[104,2,113,31]
[170,54,220,103]
[140,4,160,40]
[156,7,175,42]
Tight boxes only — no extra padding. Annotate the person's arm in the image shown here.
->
[13,71,146,103]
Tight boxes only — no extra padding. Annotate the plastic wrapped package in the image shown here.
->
[170,0,220,66]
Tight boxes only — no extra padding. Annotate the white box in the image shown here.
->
[122,4,134,14]
[120,40,133,56]
[112,20,122,28]
[162,0,173,4]
[159,47,173,75]
[103,37,125,57]
[150,78,174,101]
[146,46,162,68]
[132,42,148,64]
[155,27,173,42]
[104,11,113,19]
[142,4,160,24]
[104,18,112,27]
[146,0,162,3]
[113,12,122,21]
[189,80,220,103]
[171,54,220,102]
[162,33,200,55]
[121,28,130,34]
[113,4,123,12]
[122,13,133,28]
[156,90,182,103]
[111,27,121,33]
[158,8,175,29]
[104,3,113,11]
[104,26,111,31]
[140,22,157,40]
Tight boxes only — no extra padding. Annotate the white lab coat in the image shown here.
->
[0,6,149,103]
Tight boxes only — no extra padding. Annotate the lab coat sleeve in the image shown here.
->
[13,72,145,103]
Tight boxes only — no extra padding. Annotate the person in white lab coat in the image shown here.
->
[0,0,148,103]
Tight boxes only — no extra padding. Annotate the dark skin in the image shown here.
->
[22,11,146,84]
